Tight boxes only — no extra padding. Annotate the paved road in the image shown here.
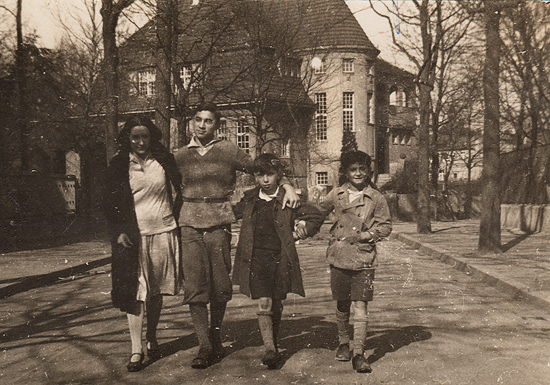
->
[1,225,550,384]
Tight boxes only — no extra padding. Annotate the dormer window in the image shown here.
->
[278,57,301,78]
[342,58,354,73]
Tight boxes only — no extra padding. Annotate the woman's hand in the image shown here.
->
[117,233,133,248]
[281,183,300,209]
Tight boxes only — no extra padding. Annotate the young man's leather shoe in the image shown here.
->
[191,349,213,369]
[261,350,280,369]
[335,343,351,361]
[352,353,372,373]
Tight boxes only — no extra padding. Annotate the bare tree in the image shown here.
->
[478,0,502,253]
[370,0,472,232]
[100,0,135,161]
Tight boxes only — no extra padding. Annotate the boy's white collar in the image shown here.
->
[258,187,279,201]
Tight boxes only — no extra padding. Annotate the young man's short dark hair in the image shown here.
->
[254,153,285,175]
[193,102,222,124]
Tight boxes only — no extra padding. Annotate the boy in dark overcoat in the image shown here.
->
[233,153,324,369]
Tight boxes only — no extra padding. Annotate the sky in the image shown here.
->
[2,0,410,68]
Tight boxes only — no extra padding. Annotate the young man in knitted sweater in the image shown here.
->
[174,103,299,369]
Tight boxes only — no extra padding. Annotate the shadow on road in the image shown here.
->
[154,316,431,370]
[0,257,111,299]
[366,325,432,364]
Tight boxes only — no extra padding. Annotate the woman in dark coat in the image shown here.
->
[103,116,182,372]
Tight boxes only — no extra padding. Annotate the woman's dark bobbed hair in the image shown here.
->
[116,115,163,151]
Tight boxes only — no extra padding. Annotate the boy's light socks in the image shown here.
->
[352,320,368,356]
[257,311,276,352]
[336,310,351,345]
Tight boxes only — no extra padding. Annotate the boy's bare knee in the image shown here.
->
[351,300,368,317]
[258,297,273,312]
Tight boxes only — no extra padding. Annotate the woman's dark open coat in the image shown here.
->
[102,148,182,312]
[232,187,324,298]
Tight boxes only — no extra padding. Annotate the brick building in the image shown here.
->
[116,0,417,198]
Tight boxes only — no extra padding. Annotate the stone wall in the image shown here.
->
[501,204,550,233]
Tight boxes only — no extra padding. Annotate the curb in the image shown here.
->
[0,257,111,299]
[390,232,550,313]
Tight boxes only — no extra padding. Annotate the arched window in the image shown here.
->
[389,86,398,106]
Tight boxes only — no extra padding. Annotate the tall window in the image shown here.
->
[315,93,327,141]
[342,58,354,73]
[367,92,374,124]
[237,119,250,153]
[316,172,329,186]
[218,120,228,141]
[282,138,290,157]
[343,92,354,131]
[138,68,156,96]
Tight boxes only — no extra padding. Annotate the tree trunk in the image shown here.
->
[15,0,28,172]
[155,0,175,148]
[100,0,135,161]
[478,0,501,253]
[416,0,432,234]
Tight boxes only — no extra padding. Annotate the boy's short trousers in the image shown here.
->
[250,248,285,299]
[330,265,375,301]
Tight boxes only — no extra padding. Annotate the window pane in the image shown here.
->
[316,172,328,185]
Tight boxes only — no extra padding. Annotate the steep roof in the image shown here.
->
[117,0,379,110]
[265,0,379,53]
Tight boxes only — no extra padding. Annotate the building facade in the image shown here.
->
[115,0,417,198]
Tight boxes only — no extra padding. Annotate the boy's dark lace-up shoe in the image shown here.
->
[352,353,372,373]
[261,350,280,369]
[335,343,351,361]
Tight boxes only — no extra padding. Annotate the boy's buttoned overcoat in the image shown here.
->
[320,184,392,270]
[233,187,324,298]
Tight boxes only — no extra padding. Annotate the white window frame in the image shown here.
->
[314,59,326,74]
[281,138,290,157]
[315,93,327,141]
[343,92,354,132]
[316,171,329,186]
[138,68,156,97]
[218,119,228,141]
[237,118,250,153]
[342,58,354,73]
[367,92,374,125]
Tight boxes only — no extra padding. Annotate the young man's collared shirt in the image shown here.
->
[187,136,221,156]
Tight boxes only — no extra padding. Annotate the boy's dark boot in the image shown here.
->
[257,311,280,369]
[351,318,371,373]
[189,303,213,369]
[335,310,351,361]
